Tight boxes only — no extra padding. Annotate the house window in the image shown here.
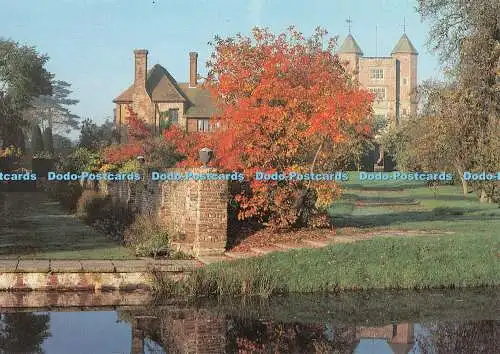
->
[370,68,384,80]
[159,112,169,132]
[402,77,408,85]
[369,87,386,100]
[168,109,179,124]
[402,108,408,116]
[197,119,210,132]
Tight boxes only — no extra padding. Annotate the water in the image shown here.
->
[0,289,497,353]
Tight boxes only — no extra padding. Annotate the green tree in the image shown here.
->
[52,133,74,157]
[78,118,100,150]
[43,126,54,155]
[23,80,80,134]
[79,118,116,151]
[0,39,53,147]
[0,312,51,353]
[97,119,118,147]
[31,124,44,155]
[416,0,500,202]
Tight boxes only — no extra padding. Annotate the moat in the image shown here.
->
[0,288,497,353]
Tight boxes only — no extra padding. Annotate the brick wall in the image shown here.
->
[357,323,414,344]
[100,167,228,256]
[160,308,226,354]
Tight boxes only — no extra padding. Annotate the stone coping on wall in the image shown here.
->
[0,290,155,309]
[0,259,202,291]
[0,259,202,273]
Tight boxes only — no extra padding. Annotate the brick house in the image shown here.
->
[338,32,418,128]
[113,49,218,139]
[338,31,418,170]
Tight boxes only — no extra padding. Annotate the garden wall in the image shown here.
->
[99,167,229,257]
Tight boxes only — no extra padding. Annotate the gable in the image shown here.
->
[147,65,188,102]
[178,83,219,118]
[113,64,188,103]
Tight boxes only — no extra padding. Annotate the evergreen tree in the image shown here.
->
[43,126,54,155]
[31,124,44,155]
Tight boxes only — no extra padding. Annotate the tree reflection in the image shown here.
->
[0,312,51,354]
[226,318,357,353]
[415,320,498,354]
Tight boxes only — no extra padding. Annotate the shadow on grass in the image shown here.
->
[411,194,480,201]
[0,192,132,259]
[226,218,266,250]
[331,207,493,228]
[344,182,432,191]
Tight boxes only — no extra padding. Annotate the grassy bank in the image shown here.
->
[193,288,499,326]
[157,232,499,297]
[156,179,499,296]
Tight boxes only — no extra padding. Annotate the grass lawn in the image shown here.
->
[0,192,135,260]
[329,173,500,234]
[168,175,500,296]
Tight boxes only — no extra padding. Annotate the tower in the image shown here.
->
[391,33,418,122]
[338,34,364,80]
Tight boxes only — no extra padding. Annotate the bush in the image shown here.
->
[0,146,23,171]
[48,181,83,212]
[118,158,141,173]
[92,202,135,242]
[63,147,102,173]
[124,215,170,258]
[76,190,110,224]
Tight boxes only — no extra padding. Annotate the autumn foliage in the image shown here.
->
[103,106,181,169]
[103,106,146,164]
[167,27,374,228]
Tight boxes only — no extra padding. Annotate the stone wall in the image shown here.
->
[159,308,226,354]
[100,167,228,257]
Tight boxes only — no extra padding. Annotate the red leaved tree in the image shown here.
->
[103,106,147,164]
[166,27,374,228]
[103,105,181,168]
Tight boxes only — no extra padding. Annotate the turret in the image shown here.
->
[338,34,364,79]
[391,34,418,119]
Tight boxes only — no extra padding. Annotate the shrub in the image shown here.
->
[0,146,23,171]
[118,158,141,173]
[124,215,170,258]
[92,202,135,242]
[48,181,83,212]
[76,190,110,223]
[63,147,102,173]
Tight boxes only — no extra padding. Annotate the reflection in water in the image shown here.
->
[0,289,498,353]
[415,320,499,354]
[0,312,51,353]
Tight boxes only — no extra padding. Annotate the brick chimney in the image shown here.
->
[131,49,153,124]
[189,52,198,87]
[134,49,148,89]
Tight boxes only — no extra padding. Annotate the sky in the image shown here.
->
[1,0,443,138]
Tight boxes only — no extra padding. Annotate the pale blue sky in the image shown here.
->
[1,0,442,135]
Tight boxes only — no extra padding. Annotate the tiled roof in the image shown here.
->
[391,34,418,55]
[113,64,188,103]
[113,64,218,118]
[113,85,133,103]
[338,34,364,55]
[178,83,219,118]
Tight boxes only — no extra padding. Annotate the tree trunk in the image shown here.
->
[479,188,492,203]
[456,166,469,196]
[297,140,324,226]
